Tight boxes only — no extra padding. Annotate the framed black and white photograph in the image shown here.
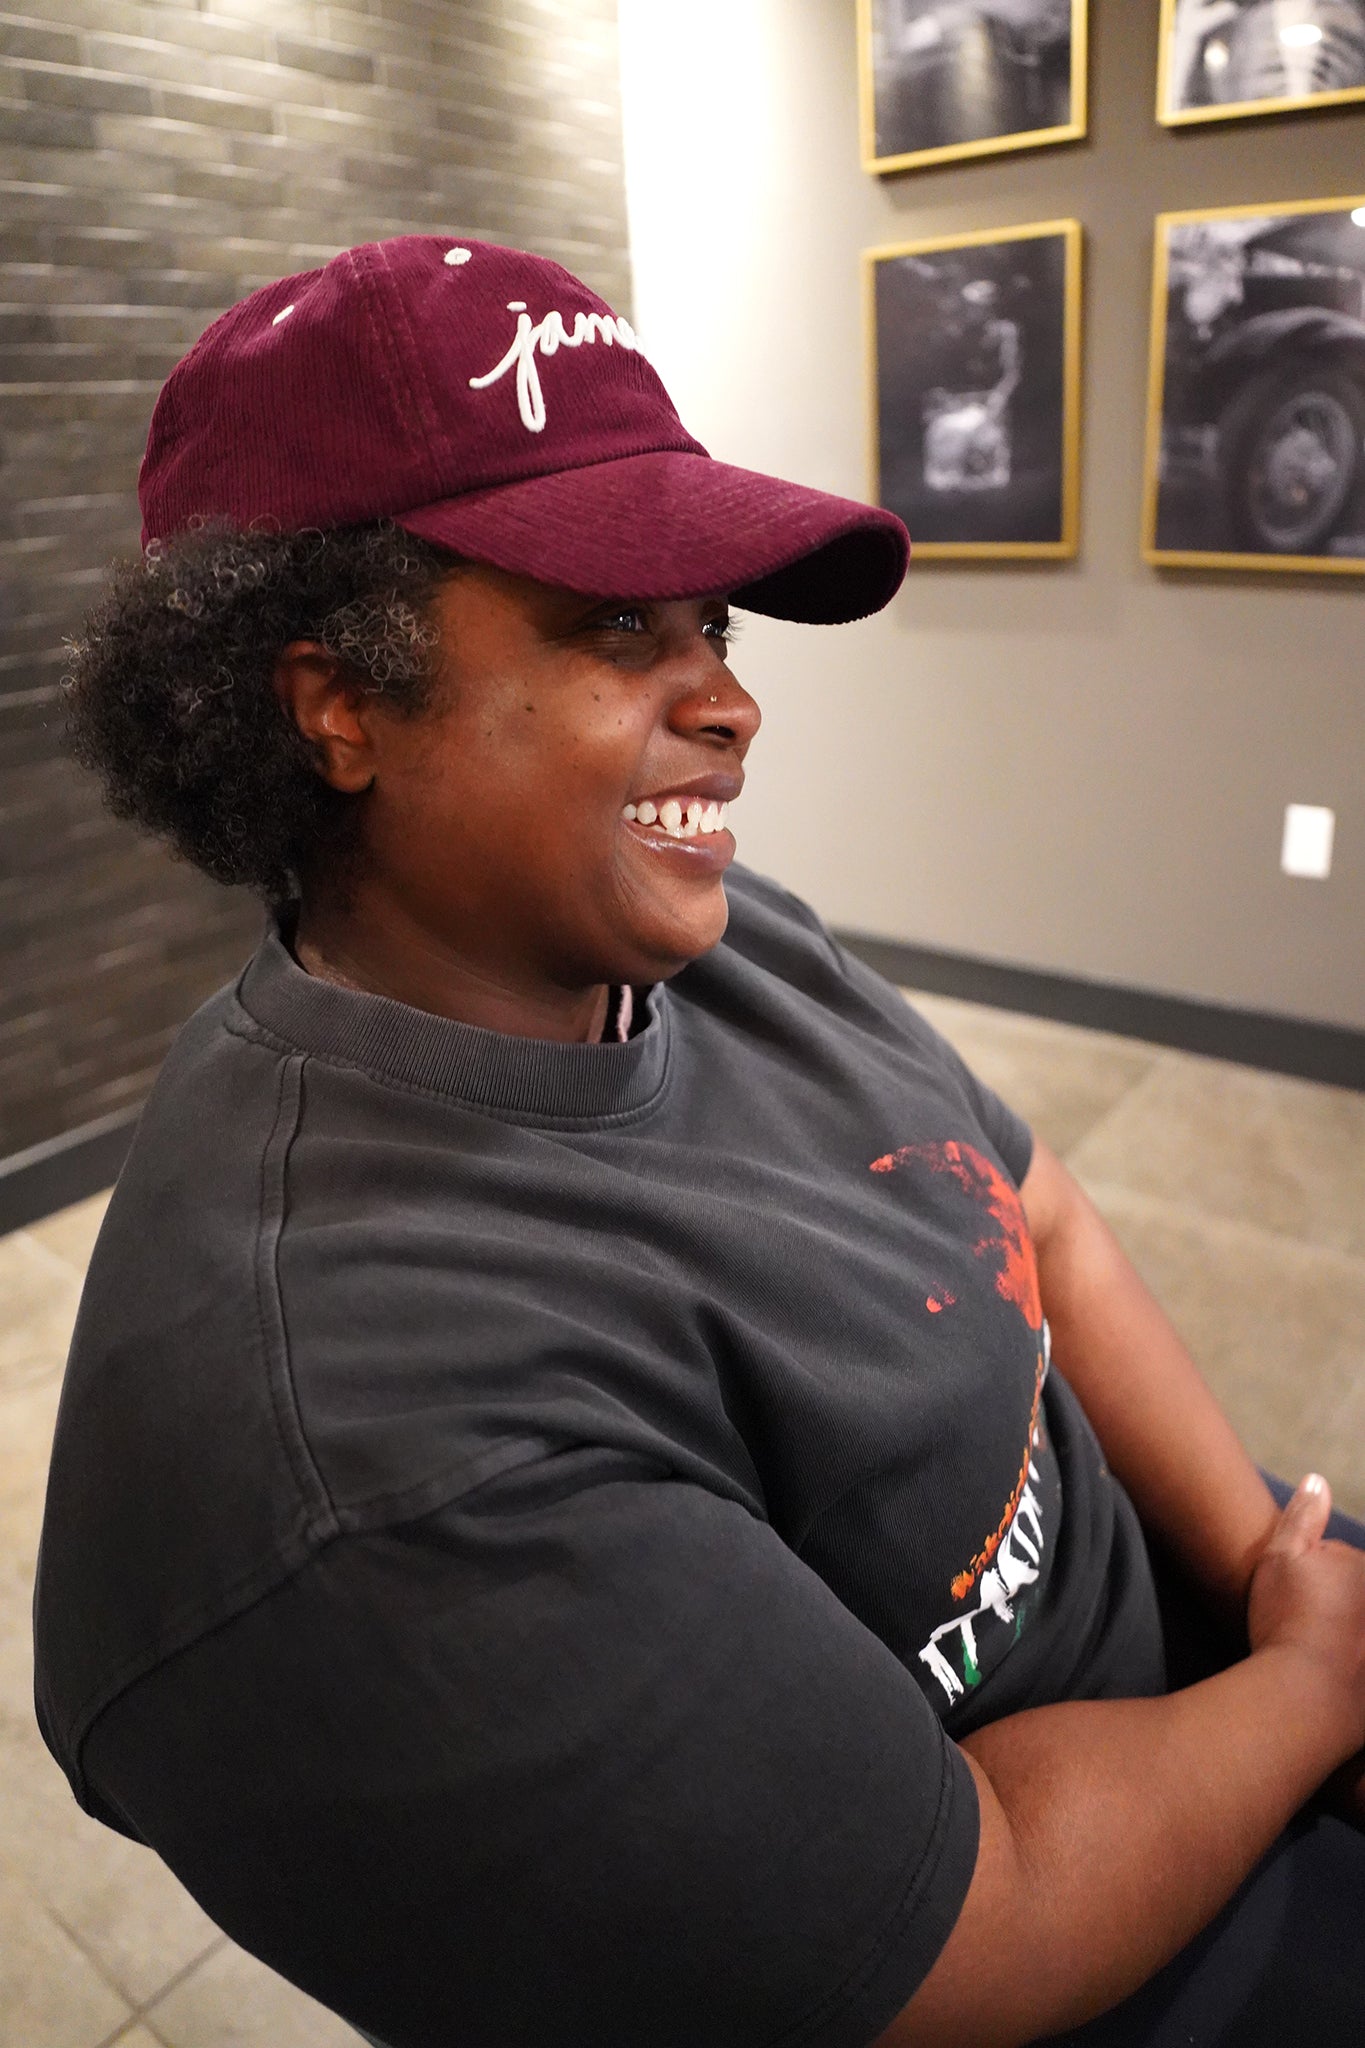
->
[1143,198,1365,571]
[1158,0,1365,127]
[857,0,1088,174]
[865,220,1083,558]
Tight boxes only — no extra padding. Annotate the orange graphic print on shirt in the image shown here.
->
[871,1138,1041,1330]
[870,1140,1052,1704]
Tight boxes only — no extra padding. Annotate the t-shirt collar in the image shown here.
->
[234,902,670,1125]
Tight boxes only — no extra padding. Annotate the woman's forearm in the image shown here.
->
[1021,1139,1279,1611]
[893,1641,1360,2046]
[879,1473,1365,2048]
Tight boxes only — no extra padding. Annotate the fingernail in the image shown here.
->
[1303,1474,1326,1496]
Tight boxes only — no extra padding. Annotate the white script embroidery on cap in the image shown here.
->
[272,304,295,326]
[468,301,641,433]
[444,247,472,266]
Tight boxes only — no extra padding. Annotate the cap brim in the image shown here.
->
[393,449,909,624]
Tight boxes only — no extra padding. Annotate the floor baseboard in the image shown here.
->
[837,931,1365,1094]
[0,1108,141,1240]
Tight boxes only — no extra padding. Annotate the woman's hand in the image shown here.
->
[1248,1474,1365,1733]
[1251,1474,1365,1831]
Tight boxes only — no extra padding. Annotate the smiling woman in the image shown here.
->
[61,235,897,1046]
[33,235,1365,2048]
[272,569,759,1044]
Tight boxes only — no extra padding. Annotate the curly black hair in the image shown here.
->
[61,520,457,909]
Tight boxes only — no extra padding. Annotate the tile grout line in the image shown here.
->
[10,1892,139,2046]
[40,1894,149,2014]
[1054,1059,1167,1168]
[1056,1045,1182,1175]
[95,2020,152,2048]
[129,1930,232,2025]
[96,2016,176,2048]
[1073,1171,1365,1277]
[43,1886,229,2033]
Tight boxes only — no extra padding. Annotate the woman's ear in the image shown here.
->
[271,642,377,794]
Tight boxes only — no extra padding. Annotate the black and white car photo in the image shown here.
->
[1159,0,1365,124]
[1145,200,1365,568]
[866,221,1081,556]
[860,0,1085,171]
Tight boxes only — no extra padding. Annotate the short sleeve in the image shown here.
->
[720,864,1031,1187]
[84,1449,979,2048]
[750,873,1034,1189]
[895,996,1035,1189]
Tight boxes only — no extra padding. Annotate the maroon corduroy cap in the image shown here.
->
[138,236,908,625]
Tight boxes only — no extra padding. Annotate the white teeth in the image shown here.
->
[627,794,734,839]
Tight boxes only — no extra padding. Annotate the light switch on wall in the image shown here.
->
[1281,804,1335,880]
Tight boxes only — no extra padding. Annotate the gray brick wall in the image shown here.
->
[0,0,630,1163]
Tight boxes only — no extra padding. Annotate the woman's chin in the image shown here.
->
[620,882,731,984]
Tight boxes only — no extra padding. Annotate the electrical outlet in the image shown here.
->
[1281,804,1335,880]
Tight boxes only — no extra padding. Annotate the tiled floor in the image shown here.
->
[2,990,1363,2046]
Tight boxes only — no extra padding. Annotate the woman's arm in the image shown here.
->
[876,1478,1365,2046]
[873,1103,1365,2048]
[1018,1135,1279,1612]
[1017,1135,1365,1829]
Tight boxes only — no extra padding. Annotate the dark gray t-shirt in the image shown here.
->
[34,865,1163,2048]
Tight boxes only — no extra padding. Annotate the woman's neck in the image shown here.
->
[290,913,613,1044]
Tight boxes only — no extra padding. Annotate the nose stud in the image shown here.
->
[708,694,717,703]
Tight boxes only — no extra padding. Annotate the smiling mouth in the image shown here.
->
[621,796,730,841]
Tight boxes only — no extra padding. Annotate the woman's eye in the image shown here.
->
[598,606,648,634]
[588,606,738,645]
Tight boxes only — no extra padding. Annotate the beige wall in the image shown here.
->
[618,0,1365,1031]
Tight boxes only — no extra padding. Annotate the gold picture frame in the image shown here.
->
[1142,196,1365,574]
[857,0,1089,175]
[1157,0,1365,129]
[865,219,1083,560]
